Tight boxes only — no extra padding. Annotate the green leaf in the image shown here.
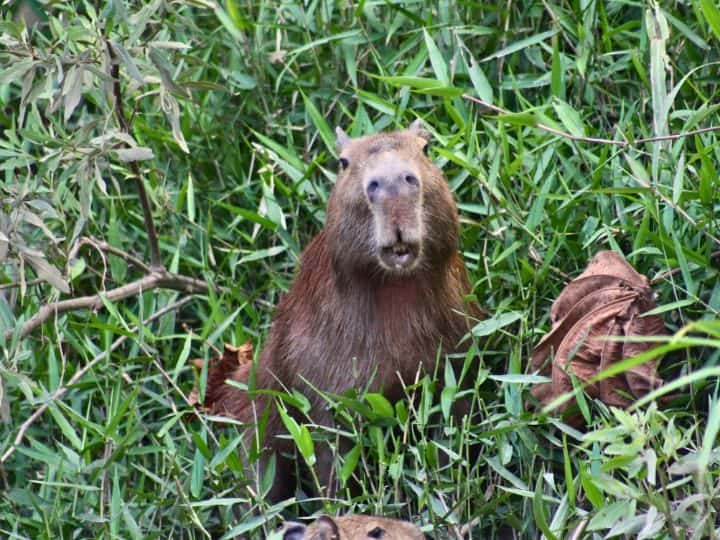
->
[493,112,539,127]
[471,311,523,337]
[552,98,585,137]
[482,29,557,61]
[579,465,603,509]
[365,393,394,418]
[238,245,287,264]
[440,385,455,421]
[340,443,361,485]
[47,402,82,450]
[423,29,449,85]
[551,33,563,99]
[62,65,83,122]
[297,424,315,466]
[225,0,251,30]
[0,58,34,85]
[302,92,335,155]
[465,54,493,103]
[22,252,69,293]
[698,396,720,482]
[698,0,720,41]
[191,448,205,498]
[533,473,558,540]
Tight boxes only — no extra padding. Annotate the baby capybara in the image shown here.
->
[280,515,425,540]
[203,120,480,500]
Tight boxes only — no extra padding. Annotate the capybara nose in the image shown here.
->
[365,170,419,202]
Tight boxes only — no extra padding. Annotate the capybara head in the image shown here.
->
[281,515,425,540]
[327,120,458,278]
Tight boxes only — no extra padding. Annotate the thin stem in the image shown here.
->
[462,94,720,148]
[106,40,163,270]
[5,270,209,341]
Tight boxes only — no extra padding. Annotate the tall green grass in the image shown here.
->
[1,1,719,538]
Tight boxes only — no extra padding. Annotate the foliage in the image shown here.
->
[1,0,719,538]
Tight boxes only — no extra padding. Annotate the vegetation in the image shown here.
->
[1,0,719,538]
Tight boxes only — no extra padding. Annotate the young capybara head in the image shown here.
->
[281,515,425,540]
[327,120,458,278]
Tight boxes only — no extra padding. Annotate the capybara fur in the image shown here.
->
[203,120,480,500]
[280,515,425,540]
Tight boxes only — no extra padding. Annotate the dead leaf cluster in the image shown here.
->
[530,251,667,420]
[189,342,254,419]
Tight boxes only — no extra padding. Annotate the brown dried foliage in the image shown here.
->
[530,251,666,419]
[189,343,254,417]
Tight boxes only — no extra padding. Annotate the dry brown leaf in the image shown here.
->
[189,342,254,419]
[530,251,666,422]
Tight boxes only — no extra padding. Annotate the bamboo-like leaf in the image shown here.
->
[22,252,70,293]
[699,0,720,41]
[423,29,449,85]
[116,147,154,162]
[62,65,83,122]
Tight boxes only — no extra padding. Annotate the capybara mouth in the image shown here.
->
[380,242,419,270]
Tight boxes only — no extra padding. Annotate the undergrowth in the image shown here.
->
[1,1,719,538]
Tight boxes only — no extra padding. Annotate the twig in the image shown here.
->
[4,269,208,341]
[634,126,720,144]
[1,296,194,464]
[69,236,151,274]
[628,166,720,246]
[106,40,163,270]
[462,94,720,147]
[651,250,720,285]
[0,278,43,291]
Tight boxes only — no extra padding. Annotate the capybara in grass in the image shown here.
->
[280,515,425,540]
[202,120,481,500]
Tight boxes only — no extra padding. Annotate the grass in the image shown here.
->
[1,0,720,538]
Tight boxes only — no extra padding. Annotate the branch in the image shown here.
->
[651,250,720,285]
[0,278,43,291]
[1,296,195,464]
[462,94,720,147]
[4,269,209,341]
[106,41,163,270]
[68,236,151,274]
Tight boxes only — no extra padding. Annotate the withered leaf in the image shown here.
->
[530,251,666,421]
[190,343,254,420]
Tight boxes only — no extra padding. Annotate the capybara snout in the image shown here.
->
[364,154,423,270]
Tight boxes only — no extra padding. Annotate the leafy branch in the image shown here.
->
[4,38,211,342]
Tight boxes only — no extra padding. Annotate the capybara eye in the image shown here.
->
[422,142,429,155]
[367,527,385,538]
[339,157,349,169]
[405,174,418,186]
[367,179,380,194]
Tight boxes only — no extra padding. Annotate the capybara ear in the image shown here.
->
[335,127,351,152]
[314,516,340,540]
[281,522,308,540]
[408,118,430,141]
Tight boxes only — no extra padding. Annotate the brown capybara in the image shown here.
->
[280,515,425,540]
[203,120,481,500]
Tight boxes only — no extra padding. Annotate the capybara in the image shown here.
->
[280,515,425,540]
[203,120,480,499]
